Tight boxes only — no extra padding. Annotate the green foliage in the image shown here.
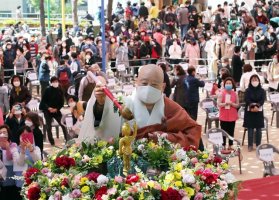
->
[26,0,86,15]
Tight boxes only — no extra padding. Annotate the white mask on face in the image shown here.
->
[52,82,59,88]
[25,120,33,127]
[136,86,162,104]
[251,81,259,87]
[69,102,76,108]
[13,81,20,87]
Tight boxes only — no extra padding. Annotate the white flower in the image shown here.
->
[82,155,90,162]
[138,138,148,143]
[219,180,228,190]
[108,146,114,150]
[137,144,145,152]
[101,195,109,200]
[182,174,195,184]
[97,175,109,186]
[224,172,236,184]
[120,190,129,197]
[217,191,226,199]
[62,194,73,200]
[176,149,187,161]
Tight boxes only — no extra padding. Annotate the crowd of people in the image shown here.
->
[0,0,279,199]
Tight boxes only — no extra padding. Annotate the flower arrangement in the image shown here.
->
[21,138,240,200]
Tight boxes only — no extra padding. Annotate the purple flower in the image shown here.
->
[194,192,203,200]
[70,189,82,198]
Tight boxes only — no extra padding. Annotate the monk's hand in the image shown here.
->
[94,76,107,105]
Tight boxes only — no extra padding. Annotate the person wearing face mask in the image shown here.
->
[79,64,202,148]
[39,76,69,145]
[217,77,239,152]
[169,39,182,64]
[5,104,26,144]
[25,112,43,158]
[243,75,266,152]
[9,75,31,108]
[0,125,23,200]
[185,38,200,67]
[224,38,235,60]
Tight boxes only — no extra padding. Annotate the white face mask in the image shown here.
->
[69,102,76,108]
[25,120,33,127]
[13,81,20,87]
[136,85,162,104]
[251,81,259,87]
[52,82,59,88]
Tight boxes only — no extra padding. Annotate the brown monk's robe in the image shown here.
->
[136,97,202,148]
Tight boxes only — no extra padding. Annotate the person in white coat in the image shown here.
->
[168,39,182,63]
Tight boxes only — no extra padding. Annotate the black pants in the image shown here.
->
[184,102,204,151]
[185,102,199,122]
[0,185,22,200]
[40,81,49,98]
[44,111,68,145]
[220,121,236,146]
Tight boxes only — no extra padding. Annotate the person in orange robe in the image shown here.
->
[80,64,201,148]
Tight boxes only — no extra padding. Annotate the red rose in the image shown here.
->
[61,177,69,187]
[161,188,182,200]
[126,174,140,185]
[213,156,222,164]
[183,145,197,152]
[95,186,108,200]
[204,173,219,185]
[27,185,41,200]
[86,172,100,182]
[194,169,203,176]
[55,156,76,169]
[24,168,40,185]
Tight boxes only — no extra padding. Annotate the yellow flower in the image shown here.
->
[165,173,174,183]
[175,181,182,187]
[185,187,195,197]
[39,193,47,200]
[202,153,208,159]
[174,172,182,180]
[174,163,183,172]
[80,177,88,185]
[206,164,213,169]
[81,185,90,193]
[97,141,107,147]
[139,192,144,200]
[92,155,103,164]
[222,163,229,170]
[147,181,155,188]
[74,152,81,159]
[61,185,65,190]
[50,180,59,187]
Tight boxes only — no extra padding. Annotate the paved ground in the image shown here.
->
[42,88,279,181]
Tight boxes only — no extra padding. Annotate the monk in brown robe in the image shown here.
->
[91,64,201,148]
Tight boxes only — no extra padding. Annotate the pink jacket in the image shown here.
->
[219,90,238,122]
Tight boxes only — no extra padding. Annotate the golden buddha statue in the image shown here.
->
[119,121,137,175]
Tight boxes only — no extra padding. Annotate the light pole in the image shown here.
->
[101,0,106,72]
[61,0,66,37]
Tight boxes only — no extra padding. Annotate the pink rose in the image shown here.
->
[191,157,198,165]
[114,176,123,184]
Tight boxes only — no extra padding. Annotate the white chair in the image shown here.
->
[26,70,40,95]
[206,128,242,174]
[256,144,279,177]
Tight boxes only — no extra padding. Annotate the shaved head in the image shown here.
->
[137,64,164,91]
